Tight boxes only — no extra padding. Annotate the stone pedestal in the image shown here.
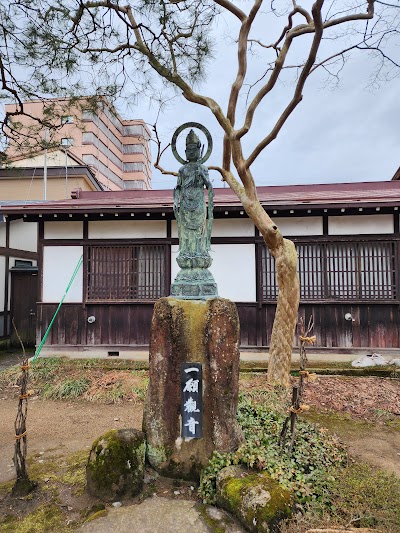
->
[170,267,218,300]
[143,297,243,480]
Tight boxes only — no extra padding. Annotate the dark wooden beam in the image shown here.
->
[3,220,10,336]
[0,247,38,260]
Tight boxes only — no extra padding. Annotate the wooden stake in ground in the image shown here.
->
[279,316,316,451]
[12,318,36,496]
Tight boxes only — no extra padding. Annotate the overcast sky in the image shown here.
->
[115,2,399,190]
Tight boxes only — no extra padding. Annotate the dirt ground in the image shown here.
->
[0,370,399,532]
[303,375,400,477]
[1,375,399,484]
[0,399,143,484]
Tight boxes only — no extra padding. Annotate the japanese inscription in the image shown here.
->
[181,363,203,438]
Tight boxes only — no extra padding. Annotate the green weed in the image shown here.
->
[199,394,347,506]
[43,378,89,399]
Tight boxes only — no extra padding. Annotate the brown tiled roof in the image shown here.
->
[2,180,400,214]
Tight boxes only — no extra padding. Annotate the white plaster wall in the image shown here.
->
[89,220,166,239]
[0,256,5,312]
[44,221,83,239]
[171,218,255,238]
[329,214,394,235]
[43,246,83,302]
[9,220,38,252]
[171,244,256,302]
[272,217,323,236]
[0,223,6,247]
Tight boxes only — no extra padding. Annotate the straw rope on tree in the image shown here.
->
[11,318,36,496]
[7,255,83,496]
[267,238,300,388]
[279,315,316,451]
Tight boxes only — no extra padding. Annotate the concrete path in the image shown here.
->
[79,496,245,533]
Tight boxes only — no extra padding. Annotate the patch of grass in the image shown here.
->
[327,462,400,529]
[0,480,14,498]
[108,383,126,402]
[30,358,63,379]
[283,461,400,532]
[131,375,149,401]
[60,450,87,493]
[70,358,100,369]
[0,357,63,389]
[25,449,87,495]
[84,371,148,403]
[0,364,23,386]
[0,504,72,533]
[27,456,60,489]
[43,378,89,399]
[61,358,148,371]
[304,407,371,432]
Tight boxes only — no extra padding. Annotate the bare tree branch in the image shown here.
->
[223,0,263,171]
[212,0,246,22]
[245,0,325,168]
[152,123,178,177]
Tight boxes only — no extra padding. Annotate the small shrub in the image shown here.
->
[199,394,347,506]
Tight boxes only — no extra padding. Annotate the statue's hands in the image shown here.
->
[173,186,180,217]
[202,170,213,193]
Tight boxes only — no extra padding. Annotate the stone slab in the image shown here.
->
[78,496,245,533]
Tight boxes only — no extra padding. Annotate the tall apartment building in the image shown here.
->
[5,97,152,191]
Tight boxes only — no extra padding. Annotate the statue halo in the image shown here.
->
[171,122,213,165]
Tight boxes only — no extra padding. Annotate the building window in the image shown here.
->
[61,137,74,147]
[260,239,397,302]
[61,116,74,125]
[14,260,33,268]
[86,245,167,301]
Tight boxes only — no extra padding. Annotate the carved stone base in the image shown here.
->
[171,267,218,300]
[143,297,243,480]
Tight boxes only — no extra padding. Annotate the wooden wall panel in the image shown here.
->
[38,303,155,347]
[236,304,257,346]
[37,302,400,351]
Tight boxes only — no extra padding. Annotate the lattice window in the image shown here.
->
[260,240,397,302]
[87,245,167,301]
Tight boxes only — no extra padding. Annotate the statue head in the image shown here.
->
[185,129,201,162]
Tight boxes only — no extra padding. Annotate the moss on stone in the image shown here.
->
[168,298,207,359]
[159,456,205,481]
[217,466,292,533]
[83,509,108,523]
[196,503,237,533]
[146,442,170,466]
[86,429,145,501]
